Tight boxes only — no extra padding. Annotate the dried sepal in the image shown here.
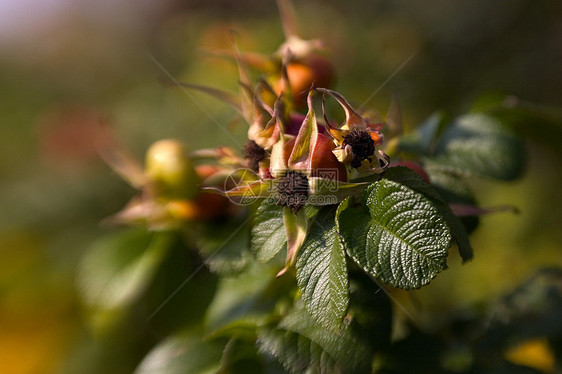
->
[269,137,289,178]
[96,135,148,189]
[277,207,308,277]
[316,88,388,173]
[307,177,369,204]
[317,87,366,130]
[248,91,286,150]
[288,90,318,170]
[202,179,273,200]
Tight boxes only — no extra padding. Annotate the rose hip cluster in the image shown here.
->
[197,32,396,275]
[105,19,396,276]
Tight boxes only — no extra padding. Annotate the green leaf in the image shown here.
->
[480,97,562,157]
[417,111,449,153]
[423,165,480,236]
[219,338,264,374]
[197,218,250,276]
[251,201,286,263]
[347,269,393,351]
[383,166,443,202]
[439,210,473,262]
[384,166,474,262]
[428,113,525,180]
[257,301,372,373]
[204,261,294,333]
[296,206,349,330]
[423,164,476,205]
[78,229,171,310]
[206,319,261,341]
[337,179,451,289]
[470,268,562,373]
[399,111,448,155]
[139,237,218,334]
[134,330,224,374]
[487,267,562,341]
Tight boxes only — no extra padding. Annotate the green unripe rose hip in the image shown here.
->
[145,139,200,200]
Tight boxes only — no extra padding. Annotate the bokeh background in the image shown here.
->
[1,0,561,373]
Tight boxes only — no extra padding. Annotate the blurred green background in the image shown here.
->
[0,0,561,373]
